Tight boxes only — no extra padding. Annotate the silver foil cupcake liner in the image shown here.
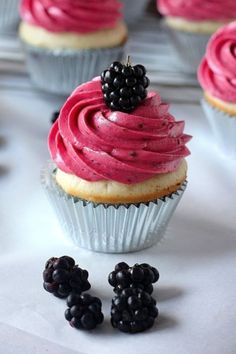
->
[0,0,19,32]
[201,99,236,159]
[22,43,126,95]
[41,162,187,253]
[166,26,210,74]
[121,0,147,25]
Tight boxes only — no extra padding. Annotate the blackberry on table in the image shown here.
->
[65,293,104,330]
[108,262,159,294]
[111,288,158,333]
[43,256,91,298]
[101,58,150,113]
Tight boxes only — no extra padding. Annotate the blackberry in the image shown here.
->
[43,256,91,298]
[101,58,150,113]
[111,288,158,333]
[108,262,159,295]
[65,293,104,330]
[51,111,60,124]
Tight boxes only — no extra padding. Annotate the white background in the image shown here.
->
[1,86,236,354]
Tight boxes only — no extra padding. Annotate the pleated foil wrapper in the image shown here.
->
[41,162,187,253]
[166,26,210,74]
[0,0,19,32]
[121,0,147,25]
[22,43,126,95]
[201,99,236,159]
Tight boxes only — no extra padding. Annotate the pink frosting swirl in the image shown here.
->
[20,0,122,33]
[198,22,236,103]
[157,0,236,21]
[48,78,191,184]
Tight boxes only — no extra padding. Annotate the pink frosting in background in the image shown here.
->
[20,0,122,33]
[198,22,236,103]
[48,78,191,185]
[157,0,236,21]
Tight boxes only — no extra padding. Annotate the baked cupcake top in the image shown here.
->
[48,64,191,185]
[157,0,236,22]
[198,22,236,103]
[20,0,122,33]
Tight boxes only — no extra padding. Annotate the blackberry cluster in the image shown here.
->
[111,288,158,333]
[65,293,104,330]
[43,255,160,333]
[43,256,91,298]
[51,111,60,124]
[108,262,159,294]
[101,60,150,112]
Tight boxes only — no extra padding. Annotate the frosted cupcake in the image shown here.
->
[19,0,128,95]
[121,0,147,25]
[157,0,236,73]
[198,22,236,158]
[42,60,191,253]
[0,0,19,32]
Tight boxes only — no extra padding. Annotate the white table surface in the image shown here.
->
[0,86,236,354]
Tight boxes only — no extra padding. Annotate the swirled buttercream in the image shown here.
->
[198,22,236,103]
[48,78,191,184]
[20,0,122,33]
[158,0,236,21]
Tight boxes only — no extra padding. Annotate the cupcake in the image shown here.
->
[19,0,128,95]
[42,60,191,253]
[157,0,236,73]
[0,0,19,32]
[198,22,236,158]
[121,0,147,25]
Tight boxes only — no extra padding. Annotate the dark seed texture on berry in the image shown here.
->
[108,263,159,295]
[65,293,104,330]
[43,256,91,299]
[111,288,158,333]
[100,60,150,113]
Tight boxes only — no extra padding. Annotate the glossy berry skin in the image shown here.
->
[108,263,159,295]
[111,288,158,333]
[65,293,104,330]
[51,111,60,124]
[101,61,150,113]
[43,256,91,299]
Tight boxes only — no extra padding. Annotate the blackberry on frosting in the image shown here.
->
[101,58,150,112]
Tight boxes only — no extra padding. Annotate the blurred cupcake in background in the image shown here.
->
[42,60,191,253]
[19,0,127,95]
[121,0,147,25]
[157,0,236,73]
[198,22,236,158]
[0,0,20,32]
